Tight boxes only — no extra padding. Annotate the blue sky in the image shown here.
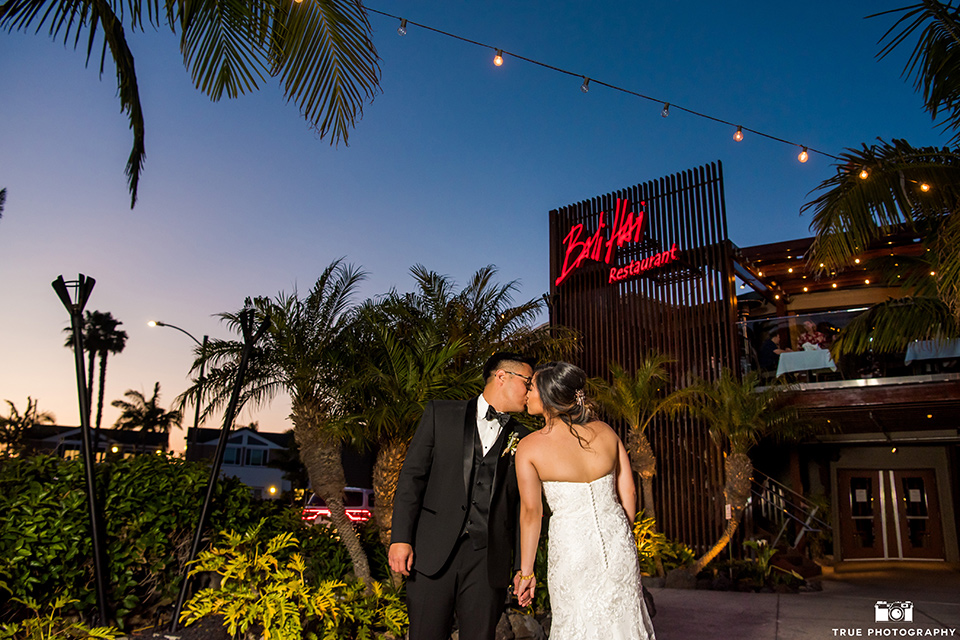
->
[0,1,949,442]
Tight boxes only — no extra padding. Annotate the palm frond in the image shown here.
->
[831,295,959,355]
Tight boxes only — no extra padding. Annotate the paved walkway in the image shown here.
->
[647,562,960,640]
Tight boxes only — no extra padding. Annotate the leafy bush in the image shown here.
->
[633,512,695,575]
[181,521,407,640]
[0,454,275,626]
[0,595,120,639]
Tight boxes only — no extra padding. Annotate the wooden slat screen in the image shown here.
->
[548,162,738,552]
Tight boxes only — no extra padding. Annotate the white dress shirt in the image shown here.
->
[475,394,503,456]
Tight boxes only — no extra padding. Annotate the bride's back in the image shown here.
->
[527,420,621,484]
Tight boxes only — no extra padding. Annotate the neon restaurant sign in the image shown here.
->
[555,198,681,286]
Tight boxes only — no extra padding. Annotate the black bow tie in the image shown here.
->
[485,405,511,427]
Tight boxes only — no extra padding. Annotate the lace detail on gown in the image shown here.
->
[542,472,656,640]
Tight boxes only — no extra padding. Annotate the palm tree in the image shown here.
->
[0,0,380,207]
[111,382,182,434]
[802,2,960,353]
[182,259,373,582]
[0,187,6,219]
[0,397,55,456]
[590,356,694,525]
[688,370,802,574]
[63,310,128,439]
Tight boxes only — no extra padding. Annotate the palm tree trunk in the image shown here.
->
[628,428,665,577]
[373,439,408,587]
[95,352,108,437]
[291,400,371,584]
[693,452,753,574]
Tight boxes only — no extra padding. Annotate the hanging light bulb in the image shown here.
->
[397,18,407,36]
[859,168,869,180]
[661,103,670,118]
[921,182,931,192]
[798,147,809,163]
[493,49,503,67]
[580,78,590,93]
[733,126,743,142]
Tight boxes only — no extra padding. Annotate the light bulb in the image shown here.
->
[859,168,869,180]
[798,147,809,163]
[921,182,931,192]
[734,126,743,142]
[580,78,590,93]
[493,50,503,66]
[397,18,407,36]
[661,103,670,118]
[864,279,870,284]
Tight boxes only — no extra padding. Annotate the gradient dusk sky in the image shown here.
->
[0,1,949,444]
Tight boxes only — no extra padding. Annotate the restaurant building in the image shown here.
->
[548,162,960,563]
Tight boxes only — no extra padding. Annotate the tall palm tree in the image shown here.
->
[182,259,373,582]
[688,370,802,573]
[803,2,960,353]
[112,382,182,434]
[0,187,5,219]
[0,397,55,456]
[590,356,694,525]
[1,0,380,207]
[63,310,128,439]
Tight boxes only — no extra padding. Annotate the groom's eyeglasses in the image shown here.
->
[503,370,532,390]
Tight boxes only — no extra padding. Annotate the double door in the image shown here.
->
[838,468,944,560]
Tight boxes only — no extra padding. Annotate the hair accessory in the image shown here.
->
[574,389,585,409]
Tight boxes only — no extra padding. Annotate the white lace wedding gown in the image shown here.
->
[542,472,656,640]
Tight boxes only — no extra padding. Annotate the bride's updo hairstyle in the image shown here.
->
[534,362,595,447]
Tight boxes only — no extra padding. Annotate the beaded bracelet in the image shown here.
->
[518,573,535,581]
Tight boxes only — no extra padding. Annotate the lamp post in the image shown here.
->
[148,321,208,458]
[52,274,110,625]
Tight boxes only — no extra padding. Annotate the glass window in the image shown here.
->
[223,447,242,465]
[246,449,267,466]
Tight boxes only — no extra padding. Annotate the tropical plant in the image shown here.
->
[0,595,120,639]
[180,521,407,640]
[632,511,695,577]
[62,311,127,439]
[590,356,694,525]
[803,2,960,354]
[0,0,380,207]
[687,370,804,573]
[111,382,182,435]
[0,397,54,457]
[181,259,373,582]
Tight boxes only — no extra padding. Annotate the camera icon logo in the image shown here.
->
[875,600,914,623]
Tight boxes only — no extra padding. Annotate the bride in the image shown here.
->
[513,361,655,640]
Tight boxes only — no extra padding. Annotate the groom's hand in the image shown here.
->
[388,543,415,576]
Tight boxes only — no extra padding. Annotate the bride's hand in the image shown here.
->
[515,574,536,608]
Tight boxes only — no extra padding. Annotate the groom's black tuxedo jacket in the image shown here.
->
[391,397,528,588]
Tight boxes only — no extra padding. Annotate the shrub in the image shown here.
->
[0,595,121,639]
[633,511,695,575]
[0,454,274,626]
[180,521,407,640]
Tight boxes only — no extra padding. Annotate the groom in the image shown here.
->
[389,352,536,640]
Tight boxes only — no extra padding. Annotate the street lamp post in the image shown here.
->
[148,321,208,458]
[52,274,110,625]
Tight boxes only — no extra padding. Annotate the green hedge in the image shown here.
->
[0,454,279,625]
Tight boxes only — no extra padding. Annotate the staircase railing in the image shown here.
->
[748,469,832,549]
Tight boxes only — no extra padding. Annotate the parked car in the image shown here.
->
[301,487,375,525]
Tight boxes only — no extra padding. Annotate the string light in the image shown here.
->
[920,182,931,192]
[494,49,504,67]
[365,7,841,163]
[798,147,809,163]
[859,168,869,180]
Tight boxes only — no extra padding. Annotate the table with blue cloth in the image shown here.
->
[904,339,960,364]
[776,349,837,378]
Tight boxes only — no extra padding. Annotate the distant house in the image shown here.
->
[185,426,291,500]
[24,425,169,459]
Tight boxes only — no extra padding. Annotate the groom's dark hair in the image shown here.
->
[482,352,536,382]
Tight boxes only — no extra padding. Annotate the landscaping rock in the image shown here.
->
[506,611,545,640]
[664,568,697,589]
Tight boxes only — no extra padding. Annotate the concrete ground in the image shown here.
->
[647,562,960,640]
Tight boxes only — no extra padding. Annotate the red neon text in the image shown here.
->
[556,198,647,286]
[608,244,679,283]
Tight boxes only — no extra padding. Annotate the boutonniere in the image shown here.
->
[501,431,520,457]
